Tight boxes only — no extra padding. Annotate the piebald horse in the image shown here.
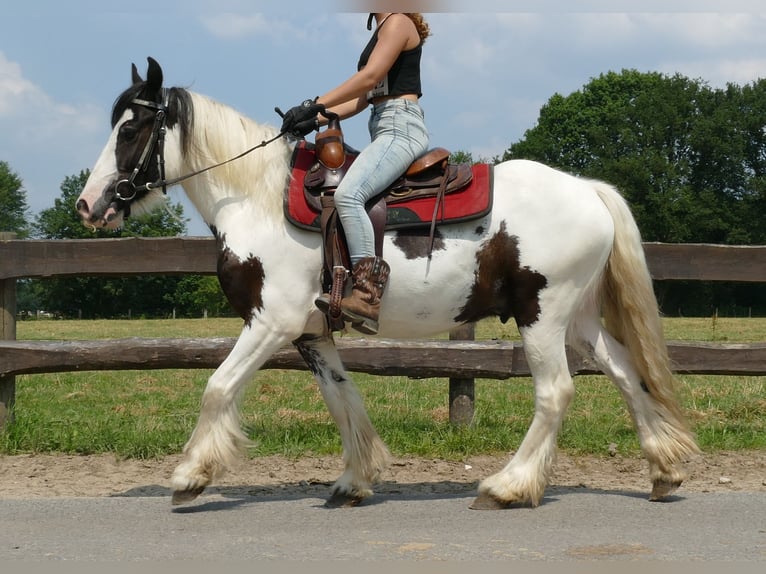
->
[76,58,698,508]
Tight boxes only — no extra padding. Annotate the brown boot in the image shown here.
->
[340,256,390,335]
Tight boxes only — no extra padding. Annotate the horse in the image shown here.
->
[76,57,699,509]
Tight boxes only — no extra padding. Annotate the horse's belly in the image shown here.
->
[377,246,477,339]
[377,293,470,339]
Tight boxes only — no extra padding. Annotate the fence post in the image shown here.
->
[0,232,17,429]
[448,322,475,426]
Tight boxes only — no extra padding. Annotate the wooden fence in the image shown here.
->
[1,235,766,429]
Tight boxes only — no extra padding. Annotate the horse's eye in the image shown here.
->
[119,124,138,143]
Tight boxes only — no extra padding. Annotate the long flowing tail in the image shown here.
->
[593,182,699,459]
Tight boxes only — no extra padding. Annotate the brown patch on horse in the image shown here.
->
[392,228,445,259]
[455,221,547,327]
[216,234,265,327]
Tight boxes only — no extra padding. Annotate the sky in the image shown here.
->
[2,0,766,236]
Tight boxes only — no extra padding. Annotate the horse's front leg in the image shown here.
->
[170,324,290,504]
[294,334,390,507]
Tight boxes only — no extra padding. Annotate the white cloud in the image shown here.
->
[0,52,43,117]
[0,51,103,141]
[200,12,307,41]
[628,13,766,51]
[0,52,108,213]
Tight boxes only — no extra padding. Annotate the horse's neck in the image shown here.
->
[180,93,292,230]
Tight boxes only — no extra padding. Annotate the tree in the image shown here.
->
[505,71,703,241]
[0,161,30,238]
[450,150,498,166]
[504,70,766,315]
[169,275,234,318]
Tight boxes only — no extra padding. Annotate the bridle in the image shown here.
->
[113,90,170,205]
[113,89,286,214]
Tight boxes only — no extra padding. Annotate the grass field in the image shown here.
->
[1,316,764,459]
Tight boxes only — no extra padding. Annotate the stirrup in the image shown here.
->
[341,308,379,335]
[348,318,379,336]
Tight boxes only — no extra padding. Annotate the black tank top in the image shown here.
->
[357,17,423,101]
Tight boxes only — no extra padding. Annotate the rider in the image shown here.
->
[280,12,431,335]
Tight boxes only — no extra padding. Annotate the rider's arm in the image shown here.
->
[321,96,369,125]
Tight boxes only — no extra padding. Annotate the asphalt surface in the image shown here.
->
[1,486,765,562]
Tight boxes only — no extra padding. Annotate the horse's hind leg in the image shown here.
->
[473,322,575,509]
[294,334,390,507]
[568,313,694,500]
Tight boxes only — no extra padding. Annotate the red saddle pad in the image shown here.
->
[285,142,493,231]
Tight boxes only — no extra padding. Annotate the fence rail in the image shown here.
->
[2,237,766,281]
[1,236,766,428]
[2,337,766,379]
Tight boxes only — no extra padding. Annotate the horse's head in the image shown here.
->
[77,57,180,230]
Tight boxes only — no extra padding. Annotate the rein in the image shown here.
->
[115,91,286,207]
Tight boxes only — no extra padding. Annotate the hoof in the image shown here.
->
[324,490,366,508]
[469,492,513,510]
[171,486,206,505]
[649,479,682,501]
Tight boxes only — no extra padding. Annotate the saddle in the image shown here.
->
[284,115,493,328]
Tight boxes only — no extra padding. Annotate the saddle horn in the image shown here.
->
[315,112,345,170]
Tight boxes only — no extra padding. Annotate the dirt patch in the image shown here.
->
[1,451,764,499]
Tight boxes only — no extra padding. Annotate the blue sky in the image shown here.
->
[2,1,766,235]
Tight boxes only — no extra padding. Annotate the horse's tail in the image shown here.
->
[592,182,699,456]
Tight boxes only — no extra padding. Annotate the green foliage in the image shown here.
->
[505,70,766,244]
[169,275,233,318]
[450,150,497,165]
[450,150,475,165]
[504,70,766,315]
[0,160,30,238]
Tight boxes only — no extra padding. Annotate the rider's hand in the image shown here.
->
[280,99,325,138]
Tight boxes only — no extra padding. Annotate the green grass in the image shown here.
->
[2,317,764,459]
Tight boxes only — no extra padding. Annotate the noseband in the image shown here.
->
[113,90,286,215]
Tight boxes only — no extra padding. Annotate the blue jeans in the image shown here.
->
[334,98,429,265]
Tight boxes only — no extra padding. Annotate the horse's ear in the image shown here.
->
[146,57,163,92]
[131,63,143,85]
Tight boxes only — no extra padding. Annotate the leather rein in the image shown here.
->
[114,90,285,210]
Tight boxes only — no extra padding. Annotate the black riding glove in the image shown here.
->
[280,99,325,138]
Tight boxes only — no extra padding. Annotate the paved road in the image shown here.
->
[1,487,764,562]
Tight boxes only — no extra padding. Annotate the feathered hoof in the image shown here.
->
[324,490,366,508]
[171,486,206,505]
[649,479,682,501]
[469,492,515,510]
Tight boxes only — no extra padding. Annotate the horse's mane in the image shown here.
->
[181,91,291,221]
